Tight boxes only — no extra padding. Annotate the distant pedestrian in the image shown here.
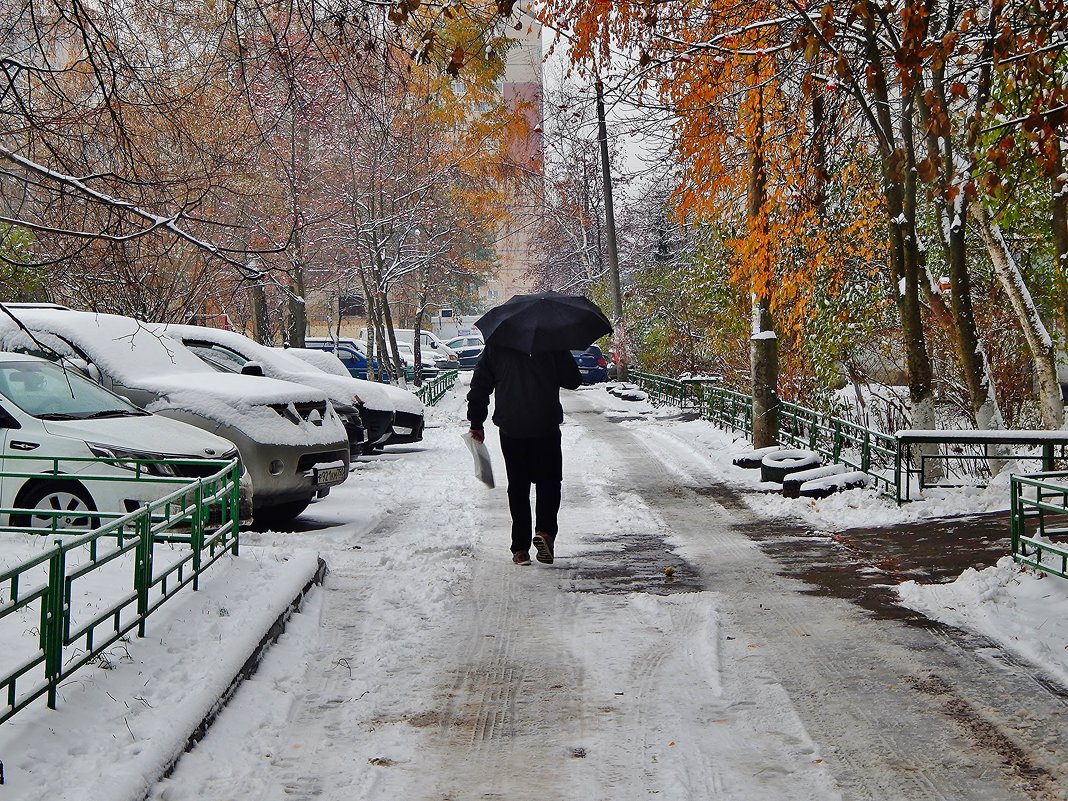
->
[467,344,581,565]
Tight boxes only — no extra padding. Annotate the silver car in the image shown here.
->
[0,309,350,526]
[156,325,425,450]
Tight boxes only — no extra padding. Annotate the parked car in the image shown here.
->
[283,347,352,378]
[286,346,425,446]
[0,309,350,527]
[572,345,610,384]
[444,335,485,369]
[396,341,440,379]
[159,326,423,451]
[158,327,394,453]
[360,327,460,370]
[0,352,241,531]
[303,337,386,381]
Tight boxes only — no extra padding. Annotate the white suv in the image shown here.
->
[0,353,240,531]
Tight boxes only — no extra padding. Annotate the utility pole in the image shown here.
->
[595,78,626,380]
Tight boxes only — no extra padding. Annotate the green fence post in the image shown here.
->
[230,462,241,557]
[42,543,65,709]
[894,443,903,505]
[1010,476,1021,560]
[191,480,204,591]
[862,429,871,473]
[135,512,153,637]
[1042,443,1055,472]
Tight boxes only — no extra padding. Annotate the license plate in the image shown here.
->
[315,465,348,487]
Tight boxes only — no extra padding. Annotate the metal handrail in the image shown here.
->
[416,369,459,406]
[1010,471,1068,579]
[0,456,241,723]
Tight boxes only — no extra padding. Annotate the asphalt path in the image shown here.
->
[149,389,1068,801]
[568,394,1068,801]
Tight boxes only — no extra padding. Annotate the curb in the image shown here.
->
[144,556,330,794]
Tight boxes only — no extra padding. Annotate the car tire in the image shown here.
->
[760,449,822,483]
[250,498,311,530]
[11,479,99,533]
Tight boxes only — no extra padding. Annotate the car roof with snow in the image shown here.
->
[156,324,398,412]
[0,308,330,406]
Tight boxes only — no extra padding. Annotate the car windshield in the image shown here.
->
[0,360,145,419]
[186,343,248,373]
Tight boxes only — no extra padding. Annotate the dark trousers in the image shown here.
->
[499,429,563,554]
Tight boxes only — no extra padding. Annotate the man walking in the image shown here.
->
[467,344,582,565]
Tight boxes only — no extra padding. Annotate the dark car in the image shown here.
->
[444,335,485,369]
[304,338,390,382]
[571,345,609,384]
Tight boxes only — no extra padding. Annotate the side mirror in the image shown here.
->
[241,361,265,377]
[62,357,102,383]
[430,342,438,349]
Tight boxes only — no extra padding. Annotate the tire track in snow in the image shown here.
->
[575,395,1065,801]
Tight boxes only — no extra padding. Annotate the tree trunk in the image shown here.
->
[287,265,306,348]
[250,281,272,345]
[751,323,779,449]
[747,79,778,448]
[595,79,626,380]
[1052,140,1068,336]
[919,67,1004,434]
[971,203,1064,428]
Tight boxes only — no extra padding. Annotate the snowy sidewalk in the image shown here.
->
[1,381,1065,800]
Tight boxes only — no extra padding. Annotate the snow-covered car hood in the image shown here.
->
[144,374,347,447]
[379,383,425,415]
[42,413,237,458]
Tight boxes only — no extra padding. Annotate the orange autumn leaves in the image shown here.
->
[536,0,888,340]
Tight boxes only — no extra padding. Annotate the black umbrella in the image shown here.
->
[475,291,613,354]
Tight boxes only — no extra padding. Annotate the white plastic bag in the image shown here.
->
[462,431,495,488]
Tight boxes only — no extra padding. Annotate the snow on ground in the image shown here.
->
[0,546,321,801]
[898,557,1068,688]
[0,377,1065,800]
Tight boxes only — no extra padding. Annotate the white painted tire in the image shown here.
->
[760,449,821,483]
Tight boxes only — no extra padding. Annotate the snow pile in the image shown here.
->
[898,557,1068,687]
[0,547,322,801]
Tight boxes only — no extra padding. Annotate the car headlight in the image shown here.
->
[86,443,177,476]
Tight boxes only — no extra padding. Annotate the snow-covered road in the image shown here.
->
[0,379,1052,801]
[139,385,1067,801]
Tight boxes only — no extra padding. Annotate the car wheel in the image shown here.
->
[250,498,311,530]
[11,480,99,533]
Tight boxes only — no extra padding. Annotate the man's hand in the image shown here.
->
[469,427,485,443]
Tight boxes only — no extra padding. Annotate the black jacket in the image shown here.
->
[467,345,582,438]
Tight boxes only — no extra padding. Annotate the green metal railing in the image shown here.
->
[631,371,898,495]
[778,401,899,496]
[0,456,240,723]
[628,371,692,407]
[1010,471,1068,579]
[416,369,459,406]
[631,370,1068,580]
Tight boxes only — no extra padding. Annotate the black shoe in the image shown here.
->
[512,551,531,566]
[532,532,555,564]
